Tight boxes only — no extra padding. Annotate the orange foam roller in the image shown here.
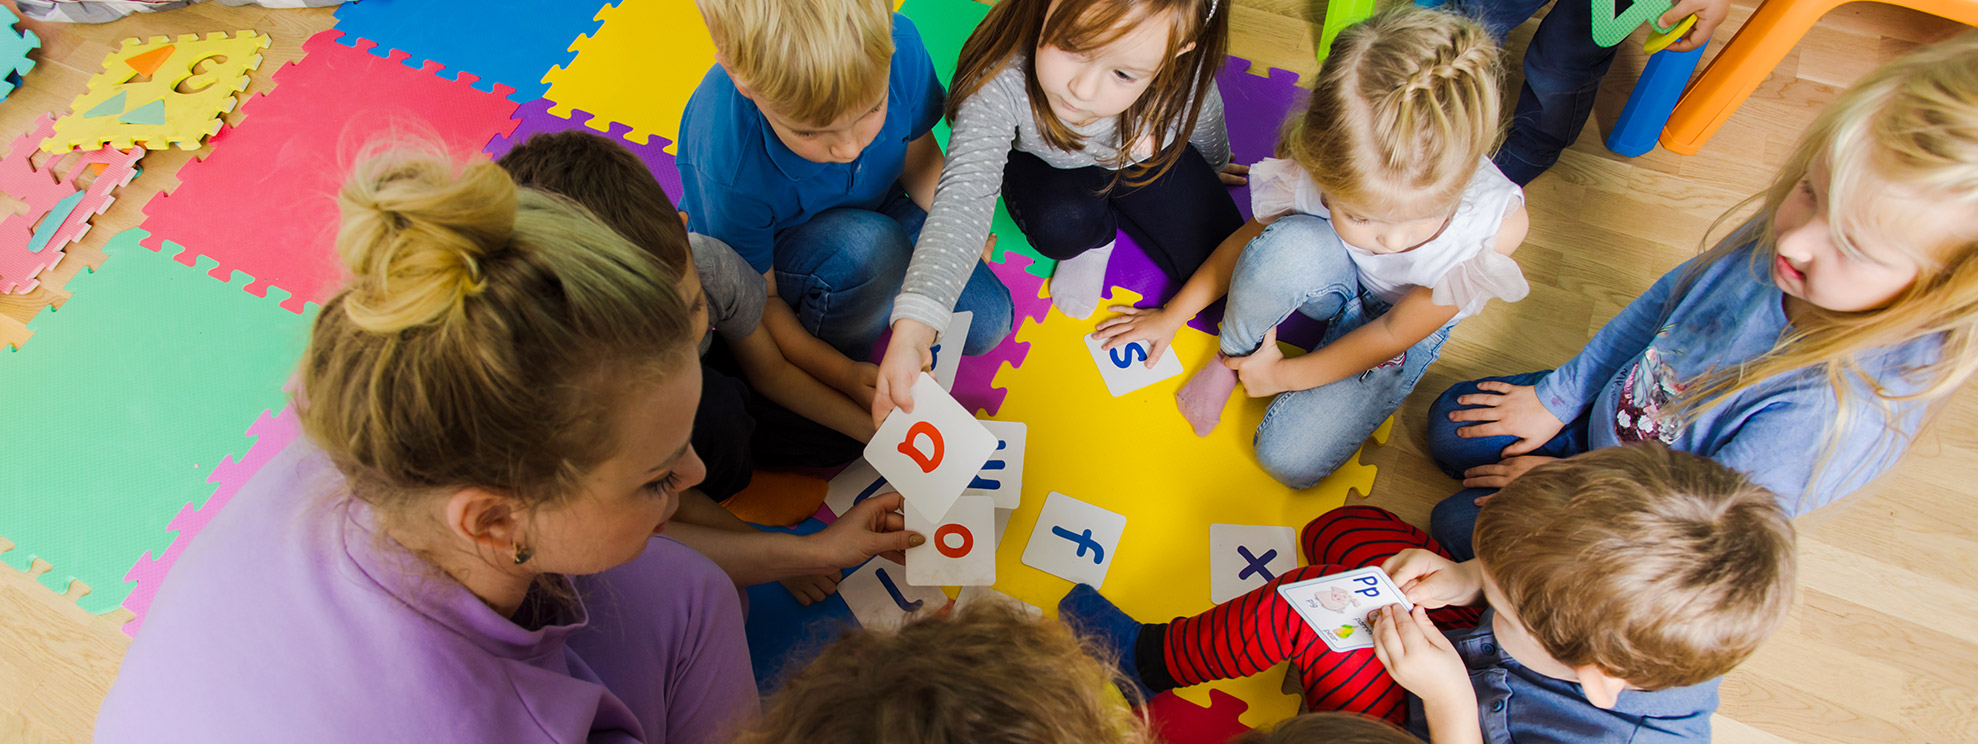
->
[1661,0,1978,155]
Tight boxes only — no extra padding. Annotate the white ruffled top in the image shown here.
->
[1248,156,1528,319]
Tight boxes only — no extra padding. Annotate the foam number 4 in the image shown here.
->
[905,495,996,586]
[864,373,999,520]
[1590,0,1675,47]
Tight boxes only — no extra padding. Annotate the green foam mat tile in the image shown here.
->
[0,228,315,614]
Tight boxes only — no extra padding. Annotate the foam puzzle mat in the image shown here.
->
[0,228,313,614]
[44,31,269,153]
[540,0,715,155]
[0,115,143,296]
[0,4,40,100]
[331,0,614,102]
[138,30,521,312]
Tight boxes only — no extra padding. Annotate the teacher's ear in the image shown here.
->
[444,487,529,563]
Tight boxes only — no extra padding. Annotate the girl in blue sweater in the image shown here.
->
[1426,33,1978,557]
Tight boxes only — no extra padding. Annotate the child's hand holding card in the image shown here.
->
[1276,566,1415,652]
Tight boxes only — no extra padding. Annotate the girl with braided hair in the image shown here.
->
[1093,7,1528,488]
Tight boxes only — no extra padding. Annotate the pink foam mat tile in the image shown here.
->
[138,30,522,312]
[0,115,143,294]
[119,406,302,636]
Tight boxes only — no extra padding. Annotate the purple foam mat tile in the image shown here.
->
[484,98,684,204]
[1095,56,1323,349]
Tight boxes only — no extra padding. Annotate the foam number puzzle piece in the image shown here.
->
[929,310,972,391]
[1085,332,1185,397]
[1590,0,1677,48]
[119,407,301,635]
[839,556,950,631]
[0,5,40,99]
[988,285,1388,727]
[138,30,522,313]
[541,0,716,154]
[864,373,999,520]
[905,495,997,587]
[44,31,269,153]
[1208,524,1299,604]
[332,0,613,102]
[964,420,1026,509]
[0,229,313,614]
[823,459,894,519]
[484,98,684,204]
[0,115,144,295]
[953,585,1043,619]
[1020,492,1127,589]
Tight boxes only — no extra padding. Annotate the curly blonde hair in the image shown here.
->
[299,146,696,523]
[1280,7,1502,213]
[732,600,1154,744]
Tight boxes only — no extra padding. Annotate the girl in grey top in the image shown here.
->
[875,0,1246,423]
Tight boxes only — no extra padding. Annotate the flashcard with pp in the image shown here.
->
[864,373,999,520]
[824,459,893,518]
[929,311,973,391]
[1020,492,1126,589]
[963,420,1026,509]
[1084,333,1183,397]
[905,494,997,587]
[840,556,950,631]
[1276,566,1414,652]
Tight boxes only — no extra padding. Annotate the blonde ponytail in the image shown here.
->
[1283,7,1502,208]
[300,146,696,518]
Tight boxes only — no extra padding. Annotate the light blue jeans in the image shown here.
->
[1222,216,1455,488]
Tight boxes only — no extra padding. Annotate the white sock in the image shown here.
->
[1051,240,1113,320]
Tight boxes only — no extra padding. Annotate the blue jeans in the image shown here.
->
[1223,216,1455,489]
[1422,370,1593,559]
[1441,0,1619,185]
[773,191,1013,360]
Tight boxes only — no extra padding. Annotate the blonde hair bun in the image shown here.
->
[334,151,520,334]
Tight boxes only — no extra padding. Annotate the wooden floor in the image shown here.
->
[1,1,1973,742]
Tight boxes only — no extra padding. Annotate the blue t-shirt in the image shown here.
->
[677,13,945,273]
[1406,609,1719,743]
[1535,239,1941,515]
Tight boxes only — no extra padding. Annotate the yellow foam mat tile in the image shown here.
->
[985,288,1385,727]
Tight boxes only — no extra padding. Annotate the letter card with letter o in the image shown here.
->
[905,494,996,586]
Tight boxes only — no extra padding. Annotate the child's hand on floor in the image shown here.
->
[1224,327,1290,396]
[1383,549,1484,609]
[1446,381,1566,457]
[1462,455,1557,489]
[780,573,842,606]
[811,492,925,567]
[1372,605,1473,710]
[1091,305,1184,367]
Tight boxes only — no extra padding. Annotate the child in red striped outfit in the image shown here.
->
[1061,444,1797,743]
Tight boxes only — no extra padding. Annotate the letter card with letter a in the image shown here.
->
[864,373,998,521]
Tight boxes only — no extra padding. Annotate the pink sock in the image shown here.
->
[1176,356,1238,437]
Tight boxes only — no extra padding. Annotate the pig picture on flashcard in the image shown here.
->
[864,373,999,520]
[963,420,1025,509]
[1276,566,1414,652]
[905,495,997,587]
[1084,333,1183,397]
[840,556,949,631]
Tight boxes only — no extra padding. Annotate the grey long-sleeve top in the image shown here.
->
[891,59,1231,334]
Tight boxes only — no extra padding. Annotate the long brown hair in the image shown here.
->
[948,0,1229,186]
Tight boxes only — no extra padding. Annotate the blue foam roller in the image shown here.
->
[1606,45,1706,157]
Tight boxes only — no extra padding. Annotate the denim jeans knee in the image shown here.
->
[773,208,913,359]
[1220,216,1359,356]
[1424,371,1554,478]
[1430,488,1490,561]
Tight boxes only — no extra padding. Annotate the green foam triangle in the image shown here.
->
[84,90,128,118]
[117,98,166,125]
